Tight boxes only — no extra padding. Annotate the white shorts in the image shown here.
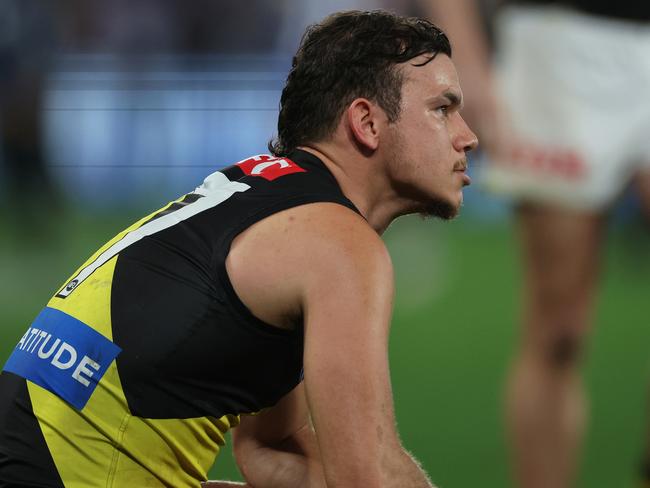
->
[480,5,650,210]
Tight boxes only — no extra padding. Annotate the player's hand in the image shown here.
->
[201,482,252,487]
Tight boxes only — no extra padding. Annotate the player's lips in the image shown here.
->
[453,161,471,186]
[460,172,471,186]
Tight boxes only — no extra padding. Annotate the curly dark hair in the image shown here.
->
[269,10,451,156]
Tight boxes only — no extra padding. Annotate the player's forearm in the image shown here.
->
[201,482,251,487]
[236,441,326,488]
[237,437,434,488]
[315,440,434,488]
[382,448,437,488]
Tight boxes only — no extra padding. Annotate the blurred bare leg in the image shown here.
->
[643,384,650,488]
[635,169,650,224]
[507,203,606,488]
[634,169,650,487]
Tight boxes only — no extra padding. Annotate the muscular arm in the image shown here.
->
[231,383,325,488]
[299,210,431,487]
[201,483,250,487]
[225,203,435,488]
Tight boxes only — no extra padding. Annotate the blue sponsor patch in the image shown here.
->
[3,307,121,410]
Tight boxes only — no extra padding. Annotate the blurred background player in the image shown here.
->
[422,0,650,487]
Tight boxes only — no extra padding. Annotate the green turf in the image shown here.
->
[1,209,648,487]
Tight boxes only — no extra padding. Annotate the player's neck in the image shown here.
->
[298,145,410,235]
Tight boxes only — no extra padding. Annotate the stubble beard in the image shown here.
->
[388,137,461,221]
[418,199,459,220]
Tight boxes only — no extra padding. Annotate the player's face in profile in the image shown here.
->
[386,54,477,219]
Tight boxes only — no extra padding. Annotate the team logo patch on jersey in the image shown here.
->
[3,307,121,410]
[236,155,306,181]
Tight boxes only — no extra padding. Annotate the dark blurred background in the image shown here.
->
[0,1,648,486]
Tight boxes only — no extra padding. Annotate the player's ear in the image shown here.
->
[346,98,381,151]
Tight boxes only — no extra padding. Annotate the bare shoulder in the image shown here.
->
[226,202,392,328]
[230,201,388,259]
[289,203,393,295]
[280,202,391,267]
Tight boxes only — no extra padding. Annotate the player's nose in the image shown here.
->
[456,114,479,154]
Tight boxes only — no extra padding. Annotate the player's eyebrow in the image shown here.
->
[427,90,463,111]
[445,91,462,107]
[441,90,463,110]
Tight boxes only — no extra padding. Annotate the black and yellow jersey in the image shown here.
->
[0,150,359,488]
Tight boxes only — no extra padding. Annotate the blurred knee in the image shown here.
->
[524,291,593,369]
[525,317,589,369]
[546,328,584,368]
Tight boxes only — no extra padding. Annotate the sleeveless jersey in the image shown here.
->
[0,150,359,488]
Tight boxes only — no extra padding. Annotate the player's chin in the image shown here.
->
[418,195,461,220]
